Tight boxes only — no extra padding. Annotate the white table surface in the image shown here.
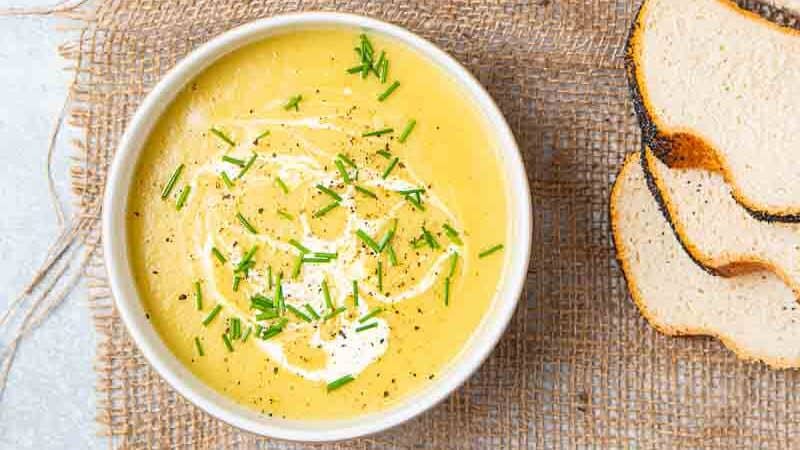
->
[0,2,103,448]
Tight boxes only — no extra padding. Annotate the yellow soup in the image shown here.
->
[127,28,507,420]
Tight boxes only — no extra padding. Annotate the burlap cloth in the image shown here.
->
[61,0,800,448]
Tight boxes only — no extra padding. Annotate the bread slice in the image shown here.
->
[643,147,800,297]
[627,0,800,218]
[612,153,800,368]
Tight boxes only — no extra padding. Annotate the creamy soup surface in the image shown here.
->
[127,28,508,419]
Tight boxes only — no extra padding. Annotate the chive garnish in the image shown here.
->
[362,127,394,137]
[235,245,258,273]
[230,317,242,339]
[255,324,263,337]
[322,280,333,311]
[359,307,383,323]
[352,280,359,307]
[220,171,234,188]
[448,252,459,278]
[275,273,285,313]
[236,212,258,234]
[404,193,425,211]
[210,127,236,146]
[380,58,389,83]
[261,328,282,340]
[478,244,504,258]
[222,333,234,352]
[382,157,399,179]
[288,239,310,254]
[387,244,398,266]
[316,184,343,202]
[251,295,274,311]
[237,153,257,179]
[222,155,246,167]
[377,149,392,159]
[292,255,304,279]
[378,219,397,251]
[241,327,252,342]
[254,129,270,144]
[313,201,340,218]
[194,337,204,356]
[378,81,400,101]
[284,94,303,111]
[202,305,222,326]
[211,246,227,264]
[443,224,463,245]
[355,229,381,253]
[232,275,242,292]
[327,374,355,392]
[302,257,330,264]
[375,51,386,78]
[398,119,416,143]
[324,306,347,321]
[397,188,425,195]
[304,303,321,320]
[256,309,278,321]
[268,266,273,289]
[354,185,378,199]
[334,159,352,184]
[444,277,451,306]
[377,261,383,291]
[356,322,378,333]
[422,227,440,249]
[161,164,185,199]
[286,304,312,323]
[347,64,365,74]
[314,252,338,260]
[275,176,289,194]
[175,186,191,210]
[337,153,357,169]
[277,209,294,221]
[194,281,203,310]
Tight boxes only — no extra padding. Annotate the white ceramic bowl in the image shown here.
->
[103,12,531,442]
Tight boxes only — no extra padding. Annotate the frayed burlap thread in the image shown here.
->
[60,0,800,448]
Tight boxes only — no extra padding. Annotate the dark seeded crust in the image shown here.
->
[641,147,800,298]
[611,153,794,369]
[625,0,800,221]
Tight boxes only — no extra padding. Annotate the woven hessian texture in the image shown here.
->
[65,0,800,448]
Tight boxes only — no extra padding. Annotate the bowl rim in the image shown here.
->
[102,11,532,442]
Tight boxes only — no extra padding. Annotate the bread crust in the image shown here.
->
[625,0,800,221]
[611,153,800,369]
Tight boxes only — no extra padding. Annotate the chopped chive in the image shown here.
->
[378,81,400,101]
[327,374,354,392]
[288,239,310,254]
[292,255,304,279]
[398,119,416,143]
[448,252,459,278]
[175,186,191,210]
[194,337,204,356]
[381,157,399,179]
[334,159,351,184]
[210,127,236,146]
[352,280,359,307]
[255,324,263,337]
[377,261,383,292]
[251,295,274,311]
[324,306,347,321]
[444,277,451,306]
[230,317,241,339]
[442,224,463,245]
[237,153,257,179]
[202,304,222,326]
[411,236,427,249]
[194,281,203,310]
[314,252,338,259]
[404,193,426,211]
[354,185,378,199]
[235,245,258,273]
[268,266,273,289]
[360,34,374,57]
[355,229,381,253]
[220,171,234,188]
[397,188,425,195]
[286,304,312,323]
[378,219,397,252]
[356,322,378,333]
[261,328,282,340]
[211,246,227,264]
[347,64,365,74]
[387,244,398,266]
[302,257,331,264]
[253,129,270,144]
[337,153,357,169]
[284,94,303,111]
[422,227,440,249]
[222,333,234,352]
[256,309,279,321]
[362,127,394,137]
[275,176,289,194]
[380,58,389,83]
[359,307,383,323]
[316,184,343,201]
[375,51,386,78]
[222,155,246,167]
[161,164,185,199]
[322,280,333,311]
[274,273,284,313]
[232,275,242,292]
[304,303,321,320]
[241,327,252,342]
[377,149,392,159]
[478,244,504,258]
[313,201,340,218]
[236,212,258,234]
[277,209,294,221]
